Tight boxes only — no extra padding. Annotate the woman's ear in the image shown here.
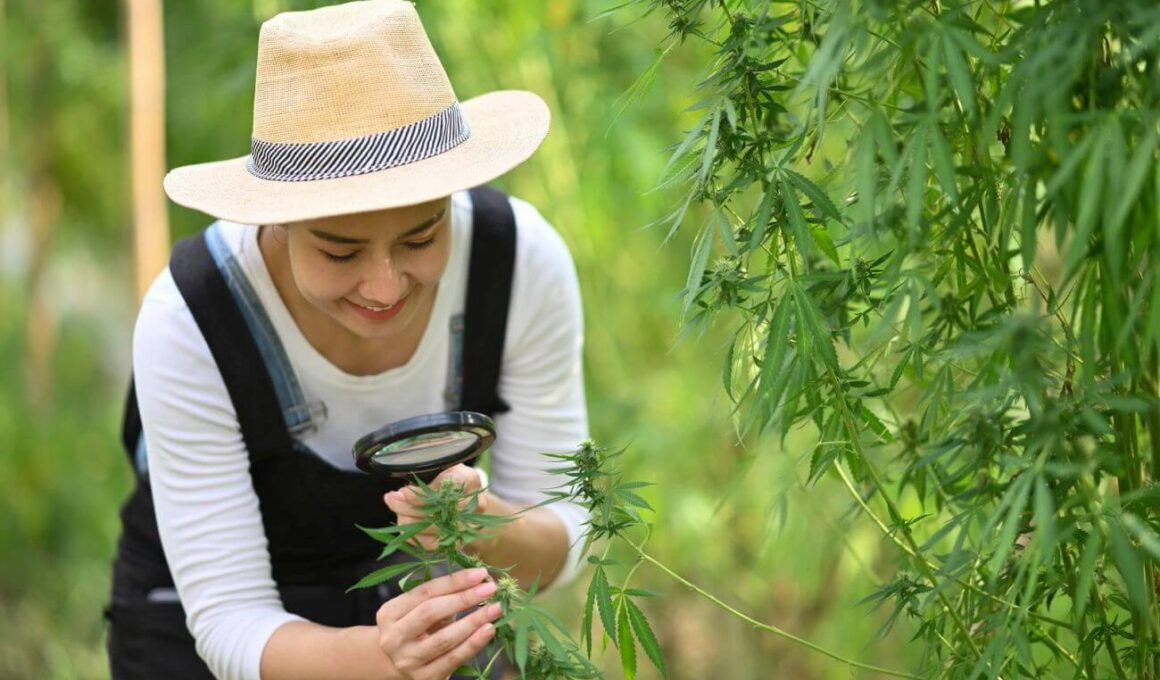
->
[267,223,290,245]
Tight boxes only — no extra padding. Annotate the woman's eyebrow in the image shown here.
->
[308,207,446,245]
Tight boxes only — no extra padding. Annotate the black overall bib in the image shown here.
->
[107,186,516,679]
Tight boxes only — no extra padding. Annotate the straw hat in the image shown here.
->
[163,0,549,225]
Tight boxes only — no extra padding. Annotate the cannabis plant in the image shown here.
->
[352,479,603,679]
[616,0,1160,677]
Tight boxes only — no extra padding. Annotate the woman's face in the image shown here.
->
[280,197,452,342]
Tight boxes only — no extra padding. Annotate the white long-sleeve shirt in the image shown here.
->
[132,191,589,680]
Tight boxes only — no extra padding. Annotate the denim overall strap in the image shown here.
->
[168,231,293,457]
[204,223,323,438]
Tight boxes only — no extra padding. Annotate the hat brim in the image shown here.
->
[163,90,549,225]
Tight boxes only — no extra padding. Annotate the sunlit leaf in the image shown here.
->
[625,599,667,676]
[941,30,977,118]
[594,567,617,643]
[617,606,637,679]
[1108,518,1149,615]
[986,473,1033,584]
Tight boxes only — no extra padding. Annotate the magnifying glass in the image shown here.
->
[353,411,496,483]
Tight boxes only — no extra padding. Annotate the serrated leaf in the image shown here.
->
[986,473,1032,584]
[922,38,940,113]
[618,606,637,679]
[784,168,842,222]
[1045,131,1096,196]
[595,567,617,642]
[357,523,410,543]
[1019,179,1038,271]
[810,225,841,266]
[346,560,420,593]
[760,295,794,405]
[1065,125,1109,277]
[582,571,596,656]
[1033,476,1057,557]
[808,443,839,485]
[1106,123,1157,269]
[855,403,894,444]
[699,107,721,183]
[927,121,959,204]
[1121,513,1160,563]
[1108,518,1149,615]
[663,107,712,179]
[616,488,654,511]
[749,178,778,252]
[607,43,672,134]
[626,599,667,676]
[906,125,929,238]
[942,31,976,117]
[723,335,737,400]
[682,222,714,318]
[855,129,877,226]
[790,282,839,373]
[514,612,529,671]
[780,173,813,260]
[716,209,738,257]
[531,616,569,662]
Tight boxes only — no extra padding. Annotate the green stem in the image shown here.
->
[1114,410,1148,680]
[1092,584,1131,680]
[628,542,925,679]
[1149,348,1160,482]
[1061,546,1100,680]
[832,462,1072,629]
[479,647,502,679]
[825,368,984,659]
[1144,351,1160,679]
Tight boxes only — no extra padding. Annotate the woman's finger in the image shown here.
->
[406,603,502,668]
[392,578,497,642]
[377,568,488,623]
[418,616,498,680]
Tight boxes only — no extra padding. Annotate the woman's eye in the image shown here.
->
[404,237,436,251]
[321,250,358,263]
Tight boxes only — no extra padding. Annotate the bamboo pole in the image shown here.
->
[125,0,169,302]
[23,22,61,413]
[0,0,8,201]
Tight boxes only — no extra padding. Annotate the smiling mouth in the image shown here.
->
[347,295,409,321]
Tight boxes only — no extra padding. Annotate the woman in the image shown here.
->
[106,2,589,679]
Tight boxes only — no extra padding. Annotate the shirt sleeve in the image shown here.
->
[133,270,302,680]
[487,197,592,589]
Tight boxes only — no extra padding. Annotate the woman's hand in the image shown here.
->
[384,465,488,551]
[376,567,501,679]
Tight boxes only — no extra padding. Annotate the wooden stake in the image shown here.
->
[126,0,169,302]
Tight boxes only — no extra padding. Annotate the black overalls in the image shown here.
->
[107,186,517,679]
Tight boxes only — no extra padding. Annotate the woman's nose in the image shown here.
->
[359,256,406,305]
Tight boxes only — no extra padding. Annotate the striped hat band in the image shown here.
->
[246,101,470,182]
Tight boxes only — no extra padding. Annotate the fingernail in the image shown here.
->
[481,622,495,636]
[486,603,502,618]
[469,568,488,582]
[474,581,497,598]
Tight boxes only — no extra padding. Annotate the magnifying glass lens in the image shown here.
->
[353,411,496,479]
[371,431,481,466]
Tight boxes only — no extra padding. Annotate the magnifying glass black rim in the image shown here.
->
[353,411,496,479]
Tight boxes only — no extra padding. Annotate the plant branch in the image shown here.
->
[825,365,985,660]
[627,540,925,679]
[832,461,1071,630]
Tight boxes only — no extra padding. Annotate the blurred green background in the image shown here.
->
[0,1,921,677]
